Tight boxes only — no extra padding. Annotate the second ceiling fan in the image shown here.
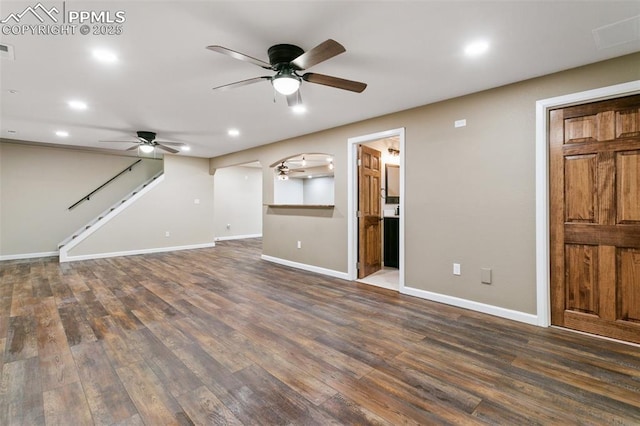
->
[206,39,367,106]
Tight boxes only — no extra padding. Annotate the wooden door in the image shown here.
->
[550,94,640,344]
[358,145,382,278]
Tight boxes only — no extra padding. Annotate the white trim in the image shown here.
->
[401,285,539,326]
[60,242,216,262]
[347,128,405,287]
[0,251,58,261]
[214,234,262,241]
[261,254,350,280]
[59,174,165,262]
[535,80,640,327]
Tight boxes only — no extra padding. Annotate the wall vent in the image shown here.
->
[593,15,640,50]
[0,43,15,60]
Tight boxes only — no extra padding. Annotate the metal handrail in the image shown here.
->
[68,159,142,210]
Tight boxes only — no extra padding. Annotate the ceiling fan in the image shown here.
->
[100,131,186,154]
[206,39,367,107]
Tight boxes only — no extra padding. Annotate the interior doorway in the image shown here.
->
[347,128,405,291]
[549,94,640,344]
[535,80,639,334]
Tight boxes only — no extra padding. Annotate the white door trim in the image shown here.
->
[347,128,406,289]
[535,80,640,327]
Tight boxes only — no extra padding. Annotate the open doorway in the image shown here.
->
[347,128,405,291]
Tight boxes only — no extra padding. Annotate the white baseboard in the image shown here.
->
[401,285,539,326]
[60,242,216,262]
[261,255,350,280]
[215,234,262,241]
[0,251,58,261]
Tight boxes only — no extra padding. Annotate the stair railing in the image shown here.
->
[68,159,142,210]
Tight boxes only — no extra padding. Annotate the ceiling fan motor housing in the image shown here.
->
[136,131,157,143]
[268,44,304,70]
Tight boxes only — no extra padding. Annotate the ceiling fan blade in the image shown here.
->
[212,76,271,91]
[302,73,367,93]
[206,45,273,70]
[152,141,186,146]
[156,144,180,154]
[291,39,345,70]
[126,145,139,151]
[99,139,139,143]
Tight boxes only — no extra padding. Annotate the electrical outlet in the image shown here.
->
[297,241,302,249]
[453,263,461,276]
[226,224,231,230]
[165,231,170,237]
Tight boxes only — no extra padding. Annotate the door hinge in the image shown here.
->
[356,262,361,269]
[357,210,362,218]
[357,159,362,166]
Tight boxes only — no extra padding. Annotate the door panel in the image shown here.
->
[565,244,599,315]
[358,145,382,278]
[550,94,640,344]
[617,151,640,223]
[564,155,597,223]
[619,248,640,322]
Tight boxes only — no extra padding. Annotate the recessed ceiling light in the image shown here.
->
[181,146,191,152]
[7,130,17,135]
[228,129,240,137]
[68,100,88,110]
[7,89,18,94]
[292,104,307,114]
[55,130,69,137]
[464,40,489,57]
[92,49,118,63]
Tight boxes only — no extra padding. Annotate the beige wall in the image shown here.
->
[67,155,214,257]
[0,142,162,257]
[210,53,640,315]
[213,165,262,239]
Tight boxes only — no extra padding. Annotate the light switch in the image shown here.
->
[453,263,461,276]
[481,268,492,284]
[454,119,467,128]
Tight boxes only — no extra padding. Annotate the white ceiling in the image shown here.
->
[1,1,639,158]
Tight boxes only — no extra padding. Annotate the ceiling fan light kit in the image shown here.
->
[272,70,301,95]
[139,144,155,153]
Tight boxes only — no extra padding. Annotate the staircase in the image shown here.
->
[58,171,164,261]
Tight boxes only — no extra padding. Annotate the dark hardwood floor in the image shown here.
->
[1,238,639,425]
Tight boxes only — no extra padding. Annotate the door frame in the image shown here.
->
[347,128,406,289]
[535,80,640,327]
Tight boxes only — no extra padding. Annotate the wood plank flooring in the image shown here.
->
[1,238,639,425]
